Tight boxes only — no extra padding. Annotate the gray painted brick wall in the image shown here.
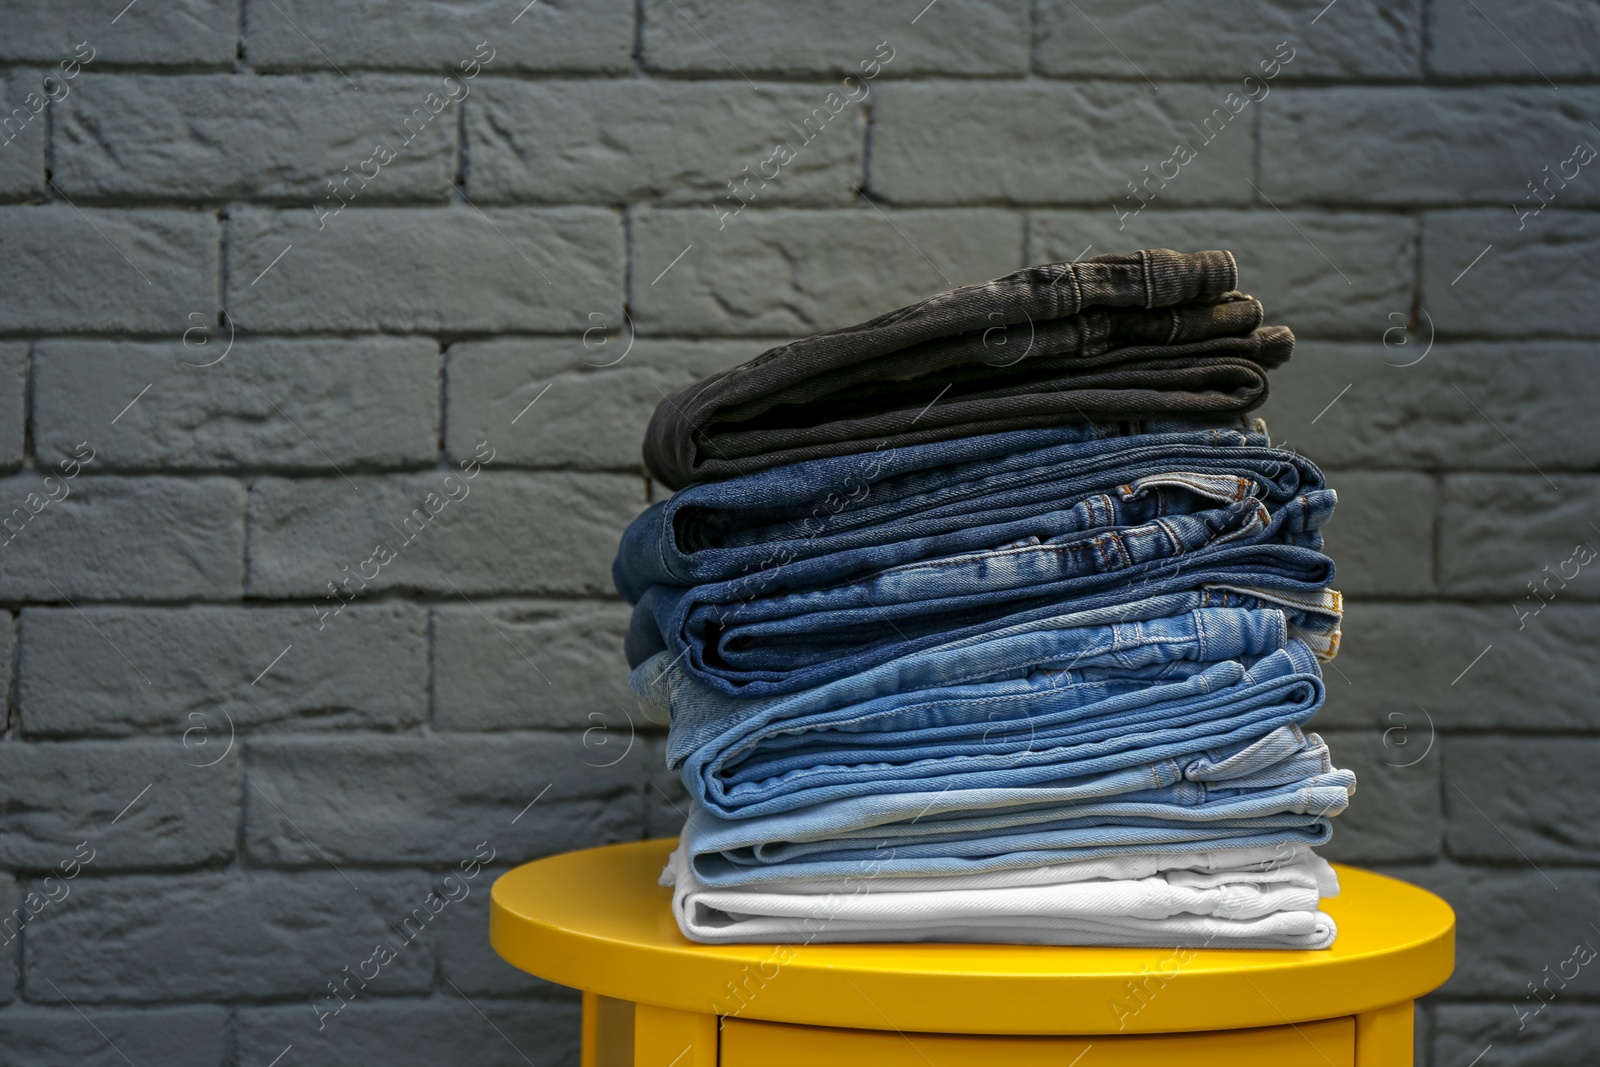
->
[0,1,1590,1063]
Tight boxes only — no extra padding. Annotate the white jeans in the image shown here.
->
[662,844,1339,949]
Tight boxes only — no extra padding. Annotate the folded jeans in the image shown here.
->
[662,843,1338,949]
[644,249,1298,488]
[617,423,1317,599]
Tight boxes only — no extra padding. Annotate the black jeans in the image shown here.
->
[643,249,1294,489]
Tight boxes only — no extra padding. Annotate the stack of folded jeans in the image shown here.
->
[615,249,1351,950]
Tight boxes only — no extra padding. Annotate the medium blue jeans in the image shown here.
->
[636,586,1341,728]
[616,421,1323,600]
[679,726,1351,886]
[628,523,1334,698]
[644,602,1322,814]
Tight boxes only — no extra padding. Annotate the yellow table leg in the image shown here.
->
[1354,1001,1414,1066]
[634,1002,718,1067]
[581,991,598,1067]
[583,992,638,1067]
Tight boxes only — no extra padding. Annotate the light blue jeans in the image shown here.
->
[680,733,1350,887]
[638,594,1351,886]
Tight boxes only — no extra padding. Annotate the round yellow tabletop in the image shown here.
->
[490,838,1454,1038]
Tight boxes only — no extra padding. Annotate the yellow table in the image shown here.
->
[491,839,1454,1066]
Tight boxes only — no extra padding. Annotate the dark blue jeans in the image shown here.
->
[615,425,1336,698]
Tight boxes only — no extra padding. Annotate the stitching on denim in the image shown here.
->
[778,437,1272,535]
[787,438,1299,537]
[656,504,679,584]
[1152,515,1184,558]
[705,638,1300,785]
[844,499,1244,585]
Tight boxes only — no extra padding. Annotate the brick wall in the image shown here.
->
[0,1,1591,1063]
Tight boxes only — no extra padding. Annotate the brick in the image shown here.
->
[1029,211,1416,337]
[872,83,1254,206]
[0,741,239,869]
[34,338,440,471]
[0,877,17,1003]
[0,207,218,332]
[55,75,456,202]
[1318,730,1442,865]
[0,2,234,65]
[445,337,748,471]
[1036,0,1420,79]
[19,604,428,737]
[1422,211,1600,338]
[0,473,243,600]
[470,81,864,206]
[1318,602,1600,733]
[247,471,642,598]
[1438,475,1600,598]
[632,208,1022,335]
[226,207,622,333]
[24,871,438,1001]
[433,601,638,730]
[244,734,644,864]
[1261,88,1600,206]
[642,1,1026,75]
[0,344,24,472]
[0,613,13,723]
[1387,864,1598,999]
[1434,1003,1600,1067]
[1320,471,1436,597]
[235,997,582,1067]
[1260,342,1600,471]
[1428,0,1600,80]
[245,0,632,73]
[0,73,47,199]
[1445,738,1600,865]
[0,1005,227,1067]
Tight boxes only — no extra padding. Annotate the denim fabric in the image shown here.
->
[619,426,1337,697]
[681,803,1340,887]
[643,249,1302,488]
[666,641,1353,886]
[674,638,1329,821]
[617,421,1302,599]
[630,489,1333,692]
[665,908,1338,949]
[680,771,1350,887]
[657,332,1294,488]
[661,641,1354,890]
[629,536,1334,699]
[632,586,1342,720]
[645,602,1300,796]
[703,840,1336,895]
[750,756,1353,849]
[664,845,1339,948]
